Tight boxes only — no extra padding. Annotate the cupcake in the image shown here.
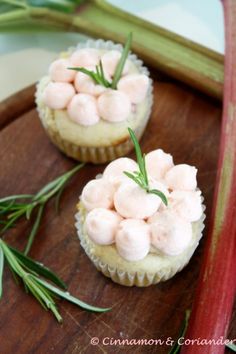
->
[75,129,205,286]
[36,34,153,163]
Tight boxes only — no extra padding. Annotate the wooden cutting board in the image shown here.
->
[0,77,234,353]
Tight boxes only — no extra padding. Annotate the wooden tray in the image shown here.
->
[0,76,234,353]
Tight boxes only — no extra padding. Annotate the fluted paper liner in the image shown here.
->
[75,202,206,287]
[36,39,153,164]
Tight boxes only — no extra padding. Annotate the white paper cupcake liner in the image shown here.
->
[74,202,206,287]
[35,39,153,164]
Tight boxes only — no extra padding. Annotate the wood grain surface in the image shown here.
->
[0,78,234,353]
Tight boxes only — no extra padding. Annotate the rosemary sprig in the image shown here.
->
[168,310,191,354]
[0,239,110,321]
[226,343,236,353]
[68,60,112,88]
[0,245,4,298]
[68,32,132,90]
[111,32,132,89]
[124,128,168,206]
[0,163,85,255]
[9,245,67,289]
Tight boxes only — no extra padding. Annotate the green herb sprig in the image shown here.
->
[111,32,132,89]
[68,60,112,88]
[167,309,236,353]
[0,239,110,321]
[226,343,236,353]
[124,128,168,206]
[0,163,85,255]
[68,32,132,90]
[168,310,190,354]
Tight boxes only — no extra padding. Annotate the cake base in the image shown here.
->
[75,204,205,287]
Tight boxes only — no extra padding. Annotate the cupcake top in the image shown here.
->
[42,34,150,127]
[79,130,203,262]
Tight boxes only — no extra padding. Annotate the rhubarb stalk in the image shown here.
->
[0,0,223,99]
[181,1,236,353]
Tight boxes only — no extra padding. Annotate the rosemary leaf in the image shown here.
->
[33,163,84,201]
[0,163,85,252]
[148,189,168,206]
[98,60,107,87]
[168,310,191,354]
[7,262,20,284]
[26,278,49,311]
[9,246,67,289]
[54,183,66,214]
[33,175,64,200]
[0,195,33,203]
[111,32,132,89]
[0,200,17,217]
[24,204,44,256]
[0,246,4,298]
[1,212,22,233]
[124,128,168,206]
[36,277,111,313]
[68,66,111,88]
[26,205,34,220]
[123,171,144,189]
[128,127,146,178]
[226,343,236,352]
[0,240,109,322]
[142,153,149,186]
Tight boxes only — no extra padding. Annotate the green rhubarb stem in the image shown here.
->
[2,0,28,8]
[0,9,29,23]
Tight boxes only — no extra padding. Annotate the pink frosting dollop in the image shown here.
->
[97,90,131,122]
[81,178,115,211]
[103,157,138,188]
[49,59,76,83]
[165,164,197,191]
[101,50,130,77]
[74,66,109,96]
[117,74,149,104]
[114,180,168,219]
[85,208,122,245]
[115,219,150,261]
[148,210,192,256]
[67,93,100,126]
[70,48,100,67]
[145,149,174,181]
[169,190,203,222]
[43,82,75,109]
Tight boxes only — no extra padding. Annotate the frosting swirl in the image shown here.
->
[148,210,192,256]
[101,50,130,77]
[169,190,203,222]
[117,74,149,104]
[145,149,174,181]
[103,157,138,188]
[165,164,197,191]
[80,148,203,261]
[43,46,150,126]
[115,219,150,261]
[43,82,75,110]
[70,48,100,67]
[85,208,122,245]
[81,178,115,211]
[49,58,76,83]
[114,180,168,219]
[97,90,131,122]
[67,94,100,126]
